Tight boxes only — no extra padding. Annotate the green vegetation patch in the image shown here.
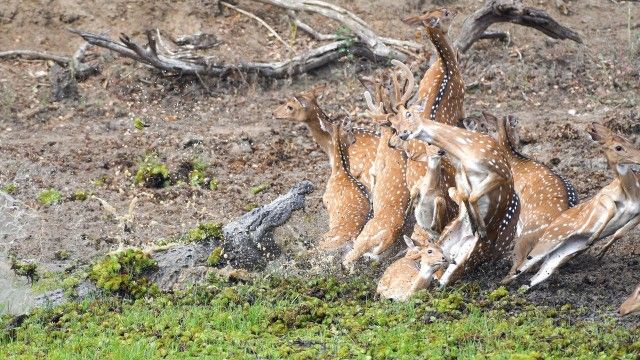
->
[89,249,158,299]
[187,223,223,243]
[134,155,170,188]
[9,258,39,284]
[1,183,17,195]
[73,190,89,201]
[250,183,269,195]
[37,188,62,206]
[1,275,638,359]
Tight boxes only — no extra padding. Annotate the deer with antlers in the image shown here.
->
[381,71,520,286]
[377,235,453,301]
[462,112,579,284]
[504,123,640,290]
[620,284,640,316]
[342,69,413,269]
[317,116,372,251]
[273,85,379,190]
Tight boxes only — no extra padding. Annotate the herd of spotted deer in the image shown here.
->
[273,9,640,317]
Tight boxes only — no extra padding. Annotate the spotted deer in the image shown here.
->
[389,106,520,285]
[377,235,453,301]
[404,8,465,126]
[413,152,457,239]
[620,284,640,316]
[273,85,379,190]
[462,112,579,284]
[342,70,413,269]
[318,116,372,251]
[504,123,640,290]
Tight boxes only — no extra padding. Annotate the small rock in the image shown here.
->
[568,109,577,116]
[229,139,253,157]
[182,136,204,149]
[49,64,79,101]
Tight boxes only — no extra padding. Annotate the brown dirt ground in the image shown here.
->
[0,0,639,314]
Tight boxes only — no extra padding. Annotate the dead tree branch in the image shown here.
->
[220,1,293,52]
[69,29,381,78]
[0,43,99,79]
[454,0,582,53]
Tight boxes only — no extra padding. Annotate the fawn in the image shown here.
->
[505,123,640,290]
[620,284,640,316]
[462,112,579,284]
[377,235,453,301]
[319,116,372,251]
[273,85,379,190]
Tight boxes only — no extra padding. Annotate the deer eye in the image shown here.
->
[405,111,412,118]
[615,145,623,152]
[427,249,433,254]
[287,105,293,111]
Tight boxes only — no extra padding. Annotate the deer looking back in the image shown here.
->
[273,86,379,190]
[505,123,640,290]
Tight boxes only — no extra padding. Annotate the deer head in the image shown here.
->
[402,235,454,278]
[587,122,640,169]
[403,8,456,33]
[273,84,327,121]
[461,112,498,135]
[620,284,640,316]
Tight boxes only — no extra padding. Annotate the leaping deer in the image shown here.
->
[620,284,640,316]
[377,235,453,301]
[462,112,579,284]
[318,116,372,251]
[273,85,379,190]
[504,123,640,290]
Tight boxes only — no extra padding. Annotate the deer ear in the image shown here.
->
[506,115,518,128]
[403,235,416,249]
[312,84,327,99]
[587,123,610,143]
[292,96,307,108]
[462,117,478,131]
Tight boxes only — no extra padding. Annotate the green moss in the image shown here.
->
[2,275,638,358]
[9,258,39,283]
[489,286,509,301]
[134,155,170,188]
[1,183,17,194]
[62,276,81,298]
[189,169,206,187]
[207,247,223,267]
[54,250,71,261]
[92,175,108,187]
[88,249,158,299]
[250,183,269,195]
[244,203,258,212]
[133,117,148,130]
[37,188,62,206]
[209,179,219,190]
[73,190,89,201]
[187,223,223,243]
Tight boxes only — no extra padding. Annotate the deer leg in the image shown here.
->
[522,241,586,291]
[430,196,447,237]
[586,195,617,244]
[438,232,479,287]
[597,216,640,259]
[467,172,508,239]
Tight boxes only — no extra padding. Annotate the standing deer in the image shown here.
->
[462,112,579,284]
[404,8,465,126]
[377,235,453,301]
[273,85,379,190]
[504,123,640,290]
[342,69,413,269]
[319,116,372,251]
[620,284,640,316]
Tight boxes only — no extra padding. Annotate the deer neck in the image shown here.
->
[414,122,469,161]
[497,118,527,162]
[614,164,640,199]
[423,28,458,122]
[305,105,332,153]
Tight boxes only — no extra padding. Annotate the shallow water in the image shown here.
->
[0,253,34,315]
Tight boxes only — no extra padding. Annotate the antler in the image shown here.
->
[390,59,415,111]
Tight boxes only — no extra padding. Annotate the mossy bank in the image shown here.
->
[2,275,638,359]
